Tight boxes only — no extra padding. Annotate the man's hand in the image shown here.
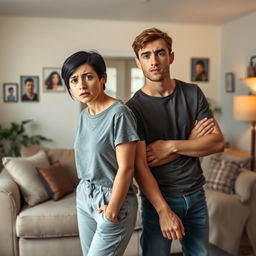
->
[146,140,174,166]
[189,118,214,140]
[146,118,215,167]
[158,206,185,240]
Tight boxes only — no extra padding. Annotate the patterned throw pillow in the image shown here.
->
[206,157,241,194]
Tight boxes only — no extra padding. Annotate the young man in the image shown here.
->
[22,78,38,101]
[126,28,224,256]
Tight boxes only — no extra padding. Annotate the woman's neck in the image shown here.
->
[87,93,116,115]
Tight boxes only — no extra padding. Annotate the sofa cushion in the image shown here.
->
[21,145,79,187]
[16,192,78,238]
[2,151,50,206]
[206,157,240,194]
[37,161,74,200]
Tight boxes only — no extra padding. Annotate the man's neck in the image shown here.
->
[141,78,176,97]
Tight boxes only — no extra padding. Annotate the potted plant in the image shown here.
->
[0,120,52,169]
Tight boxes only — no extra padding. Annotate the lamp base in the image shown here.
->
[251,121,256,171]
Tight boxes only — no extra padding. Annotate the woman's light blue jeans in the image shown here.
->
[140,188,209,256]
[76,180,138,256]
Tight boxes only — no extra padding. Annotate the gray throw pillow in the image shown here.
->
[2,151,50,206]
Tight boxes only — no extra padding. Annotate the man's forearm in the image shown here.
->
[168,133,224,157]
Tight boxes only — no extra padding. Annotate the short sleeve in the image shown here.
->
[114,107,140,147]
[126,104,145,141]
[196,86,213,121]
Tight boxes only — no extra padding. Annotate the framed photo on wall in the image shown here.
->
[43,67,65,92]
[20,76,39,102]
[225,72,235,93]
[191,58,209,82]
[3,83,18,103]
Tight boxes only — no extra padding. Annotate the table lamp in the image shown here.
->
[233,95,256,171]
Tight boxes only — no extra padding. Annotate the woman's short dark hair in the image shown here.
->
[61,51,106,98]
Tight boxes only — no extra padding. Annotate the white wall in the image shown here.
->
[220,11,256,153]
[0,16,221,148]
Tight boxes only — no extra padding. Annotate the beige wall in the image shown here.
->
[220,11,256,153]
[0,16,221,148]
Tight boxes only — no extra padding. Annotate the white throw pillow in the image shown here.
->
[2,151,50,206]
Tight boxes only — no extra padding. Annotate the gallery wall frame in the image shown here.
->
[191,58,209,82]
[3,83,18,103]
[42,67,65,92]
[20,76,39,102]
[225,72,235,93]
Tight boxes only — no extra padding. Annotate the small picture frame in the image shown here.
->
[191,58,209,82]
[225,72,235,93]
[20,76,39,102]
[3,83,18,103]
[43,67,65,92]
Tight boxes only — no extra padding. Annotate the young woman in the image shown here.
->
[45,71,63,90]
[61,51,139,256]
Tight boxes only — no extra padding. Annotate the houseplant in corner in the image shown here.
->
[0,119,52,170]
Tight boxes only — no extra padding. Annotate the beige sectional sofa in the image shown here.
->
[0,145,256,256]
[0,145,140,256]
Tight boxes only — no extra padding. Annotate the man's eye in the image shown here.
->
[158,51,165,57]
[142,54,150,59]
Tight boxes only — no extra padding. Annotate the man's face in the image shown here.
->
[25,81,34,93]
[136,39,173,83]
[196,64,204,74]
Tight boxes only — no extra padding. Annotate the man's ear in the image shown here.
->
[135,57,142,69]
[169,52,174,64]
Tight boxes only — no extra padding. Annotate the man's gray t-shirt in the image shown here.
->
[74,101,139,190]
[126,79,213,197]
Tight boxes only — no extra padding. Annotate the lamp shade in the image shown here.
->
[233,95,256,121]
[243,77,256,93]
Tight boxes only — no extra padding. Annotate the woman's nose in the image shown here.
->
[78,78,87,89]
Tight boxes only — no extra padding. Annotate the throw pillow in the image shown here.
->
[2,151,50,206]
[21,144,79,187]
[37,161,74,201]
[206,157,241,194]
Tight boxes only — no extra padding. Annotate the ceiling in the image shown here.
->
[0,0,256,25]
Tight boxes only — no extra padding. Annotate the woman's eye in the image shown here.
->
[86,75,93,80]
[70,78,77,84]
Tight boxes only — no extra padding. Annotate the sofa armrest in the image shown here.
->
[0,169,21,256]
[235,168,256,203]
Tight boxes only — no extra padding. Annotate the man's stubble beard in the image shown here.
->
[142,70,165,83]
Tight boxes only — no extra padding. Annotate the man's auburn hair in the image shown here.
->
[132,28,173,58]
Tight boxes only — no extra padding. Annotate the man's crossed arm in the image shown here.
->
[146,118,225,167]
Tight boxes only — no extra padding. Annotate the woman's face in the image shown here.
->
[52,73,59,85]
[69,63,105,104]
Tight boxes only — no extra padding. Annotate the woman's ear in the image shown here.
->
[102,73,107,84]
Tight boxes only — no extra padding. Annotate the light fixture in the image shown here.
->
[243,56,256,93]
[233,95,256,171]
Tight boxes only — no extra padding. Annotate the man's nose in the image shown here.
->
[151,54,158,65]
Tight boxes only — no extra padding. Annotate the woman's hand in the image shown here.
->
[98,205,119,223]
